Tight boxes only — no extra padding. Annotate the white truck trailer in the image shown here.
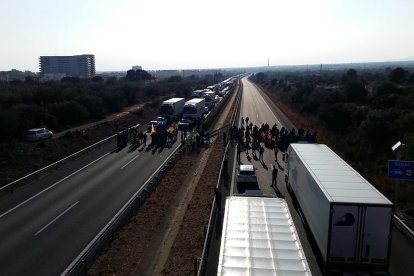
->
[159,97,185,122]
[217,196,311,276]
[182,98,205,121]
[190,89,205,98]
[286,143,393,274]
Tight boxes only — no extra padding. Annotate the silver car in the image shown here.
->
[26,128,53,141]
[236,165,258,183]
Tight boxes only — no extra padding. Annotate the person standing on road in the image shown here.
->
[143,132,147,146]
[274,146,278,162]
[271,165,278,187]
[259,145,264,162]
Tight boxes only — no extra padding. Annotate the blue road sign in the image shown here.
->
[388,160,414,181]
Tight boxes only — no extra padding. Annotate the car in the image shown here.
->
[155,116,168,127]
[177,118,194,131]
[236,165,257,183]
[26,128,53,141]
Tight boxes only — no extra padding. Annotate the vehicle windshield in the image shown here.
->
[183,106,196,114]
[240,170,255,176]
[160,105,173,115]
[27,130,36,135]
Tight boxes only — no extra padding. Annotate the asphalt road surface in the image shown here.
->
[0,137,180,276]
[221,77,414,275]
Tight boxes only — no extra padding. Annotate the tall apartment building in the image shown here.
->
[39,54,95,78]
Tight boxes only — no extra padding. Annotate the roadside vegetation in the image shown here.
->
[0,70,227,185]
[0,70,226,143]
[251,67,414,216]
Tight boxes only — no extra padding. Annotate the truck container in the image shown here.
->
[286,143,393,273]
[159,97,185,122]
[190,89,205,98]
[182,98,205,120]
[217,196,311,276]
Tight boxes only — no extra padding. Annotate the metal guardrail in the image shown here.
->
[62,142,183,276]
[196,80,242,276]
[0,123,141,195]
[393,215,414,243]
[1,134,114,193]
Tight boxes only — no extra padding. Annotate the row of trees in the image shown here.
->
[0,73,224,143]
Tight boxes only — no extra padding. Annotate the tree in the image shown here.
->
[376,82,400,97]
[344,82,368,104]
[342,68,358,84]
[50,101,89,126]
[360,109,398,149]
[91,76,104,83]
[408,72,414,84]
[255,72,265,84]
[389,67,408,84]
[125,69,153,82]
[125,70,137,81]
[61,76,80,83]
[319,103,364,133]
[168,75,182,82]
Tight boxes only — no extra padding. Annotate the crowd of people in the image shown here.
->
[230,116,317,155]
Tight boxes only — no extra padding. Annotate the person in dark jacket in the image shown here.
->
[271,164,278,187]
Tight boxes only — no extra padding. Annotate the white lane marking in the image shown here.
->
[120,154,140,170]
[34,201,79,236]
[0,152,110,220]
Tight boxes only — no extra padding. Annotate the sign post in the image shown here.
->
[388,160,414,181]
[388,160,414,206]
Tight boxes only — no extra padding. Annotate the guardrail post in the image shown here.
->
[81,259,86,274]
[194,257,200,276]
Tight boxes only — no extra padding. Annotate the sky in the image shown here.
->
[1,0,414,72]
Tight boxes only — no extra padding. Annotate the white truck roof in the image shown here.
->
[185,98,205,104]
[289,143,393,204]
[162,97,184,104]
[217,196,311,276]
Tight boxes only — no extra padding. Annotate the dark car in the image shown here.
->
[177,118,194,131]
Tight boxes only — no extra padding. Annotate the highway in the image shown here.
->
[226,77,414,275]
[0,138,180,275]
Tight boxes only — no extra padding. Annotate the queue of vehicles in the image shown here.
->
[151,79,236,132]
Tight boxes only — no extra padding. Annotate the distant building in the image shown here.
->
[39,54,95,79]
[132,65,142,70]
